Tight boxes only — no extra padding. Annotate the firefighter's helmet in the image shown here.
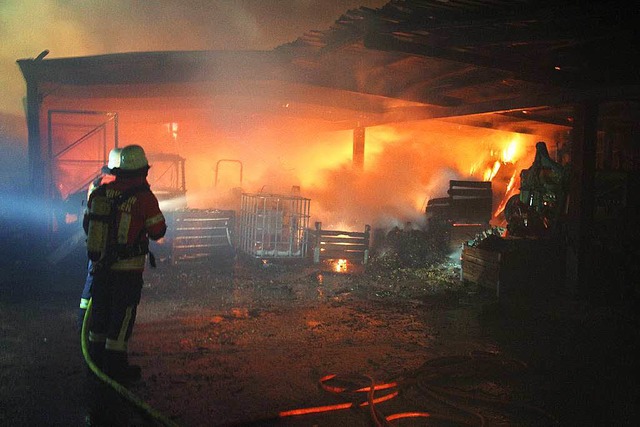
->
[119,144,149,171]
[101,147,122,174]
[108,147,122,169]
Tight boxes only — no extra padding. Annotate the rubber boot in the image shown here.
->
[104,349,141,384]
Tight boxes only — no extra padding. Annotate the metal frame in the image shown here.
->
[47,109,118,199]
[215,159,243,187]
[238,193,310,259]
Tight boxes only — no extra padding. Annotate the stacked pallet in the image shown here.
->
[461,243,502,296]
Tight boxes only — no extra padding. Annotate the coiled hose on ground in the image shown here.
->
[278,351,560,426]
[82,300,558,426]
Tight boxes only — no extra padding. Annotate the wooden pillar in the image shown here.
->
[18,60,45,196]
[313,222,322,263]
[363,224,371,265]
[353,126,365,171]
[566,100,598,297]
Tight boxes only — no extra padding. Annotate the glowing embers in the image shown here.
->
[324,258,349,273]
[318,258,367,275]
[334,258,348,273]
[312,223,371,270]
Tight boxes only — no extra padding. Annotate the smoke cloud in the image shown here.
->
[155,112,542,231]
[1,0,388,115]
[1,0,559,237]
[0,0,388,230]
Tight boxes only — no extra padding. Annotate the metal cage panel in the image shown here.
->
[238,193,310,259]
[165,209,235,264]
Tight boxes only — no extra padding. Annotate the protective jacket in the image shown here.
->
[83,175,166,271]
[86,173,115,202]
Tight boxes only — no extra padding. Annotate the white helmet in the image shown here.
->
[108,147,122,169]
[119,144,149,171]
[101,147,121,174]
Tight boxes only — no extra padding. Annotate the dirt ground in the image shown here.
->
[2,245,640,427]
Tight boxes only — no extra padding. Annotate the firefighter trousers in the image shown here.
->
[88,269,143,353]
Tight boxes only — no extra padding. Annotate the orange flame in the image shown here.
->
[483,160,501,181]
[51,102,548,231]
[502,139,519,163]
[493,170,519,220]
[333,259,348,273]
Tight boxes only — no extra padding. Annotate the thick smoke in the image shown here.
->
[1,0,388,115]
[1,0,556,237]
[155,113,542,232]
[0,0,389,234]
[0,113,27,192]
[301,120,542,231]
[0,113,41,233]
[0,0,389,219]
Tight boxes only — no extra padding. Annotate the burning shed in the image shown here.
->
[15,0,640,301]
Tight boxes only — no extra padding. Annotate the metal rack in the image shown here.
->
[238,193,310,259]
[166,209,235,264]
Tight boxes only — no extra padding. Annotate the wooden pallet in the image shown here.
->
[461,243,501,295]
[310,222,370,265]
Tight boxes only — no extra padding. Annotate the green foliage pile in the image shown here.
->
[357,225,465,298]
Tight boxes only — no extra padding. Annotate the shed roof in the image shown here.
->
[17,0,640,131]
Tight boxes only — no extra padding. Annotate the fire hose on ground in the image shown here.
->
[275,352,559,427]
[80,299,180,427]
[82,301,559,426]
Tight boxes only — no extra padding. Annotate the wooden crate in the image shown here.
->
[461,243,502,295]
[462,239,565,299]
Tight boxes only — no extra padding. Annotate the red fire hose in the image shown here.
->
[277,352,559,426]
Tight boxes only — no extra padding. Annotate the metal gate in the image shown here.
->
[46,110,118,237]
[165,209,236,264]
[47,110,118,200]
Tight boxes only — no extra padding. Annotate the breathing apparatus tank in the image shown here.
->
[86,187,113,262]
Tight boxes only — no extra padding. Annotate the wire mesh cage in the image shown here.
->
[238,193,311,259]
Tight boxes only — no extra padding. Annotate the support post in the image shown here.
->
[566,100,598,298]
[353,126,365,171]
[363,224,371,264]
[18,59,45,196]
[313,222,322,264]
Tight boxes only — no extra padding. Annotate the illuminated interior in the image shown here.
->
[40,79,570,233]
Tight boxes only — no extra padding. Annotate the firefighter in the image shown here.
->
[76,147,121,332]
[83,144,166,383]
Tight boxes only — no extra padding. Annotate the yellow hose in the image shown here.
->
[81,298,181,427]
